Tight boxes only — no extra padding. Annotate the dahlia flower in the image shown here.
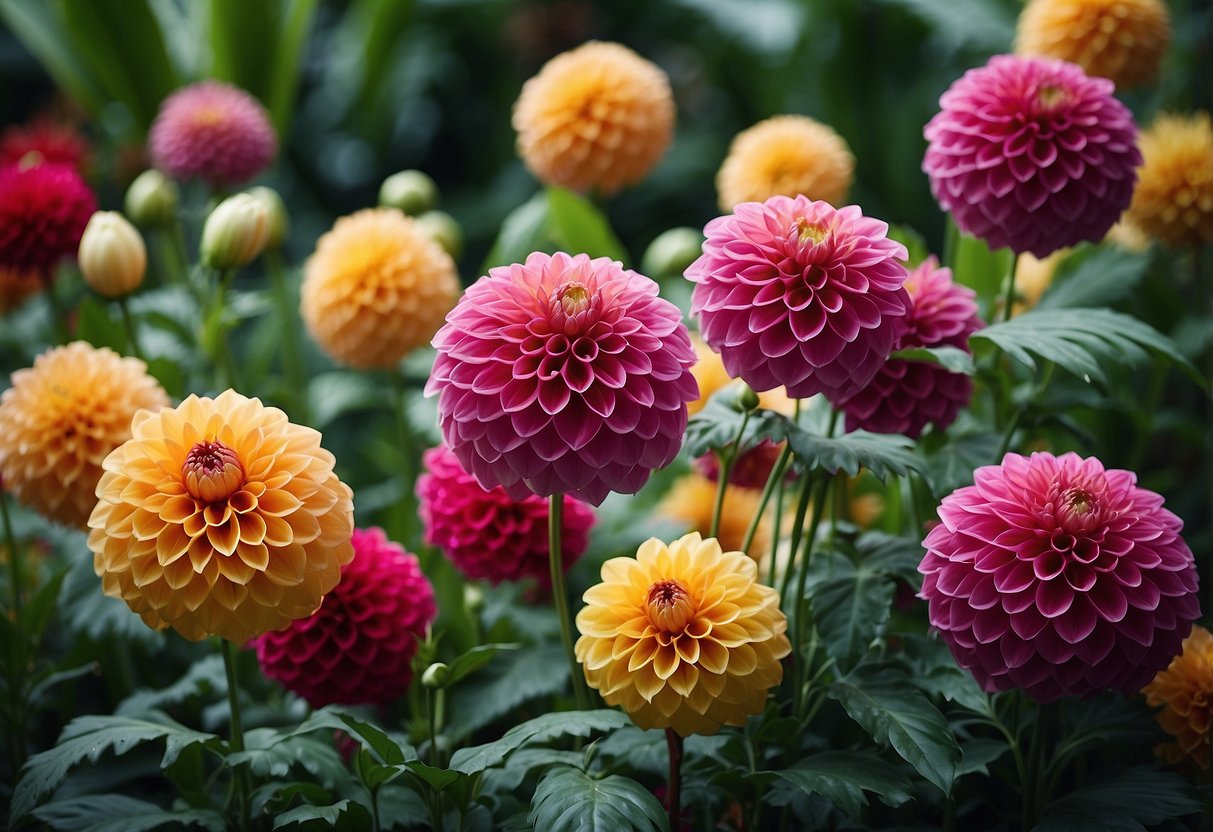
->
[1143,625,1213,769]
[575,532,790,736]
[255,527,435,707]
[716,115,854,211]
[1125,112,1213,246]
[695,440,788,491]
[0,161,96,274]
[89,390,355,643]
[919,452,1200,703]
[688,195,910,403]
[513,41,674,194]
[0,117,89,171]
[416,444,595,586]
[427,251,698,506]
[302,208,459,370]
[923,55,1141,258]
[658,474,771,559]
[0,342,169,528]
[0,266,42,314]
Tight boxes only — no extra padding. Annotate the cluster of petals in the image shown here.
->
[0,161,95,275]
[716,114,854,211]
[0,117,90,171]
[1126,112,1213,246]
[1142,625,1213,769]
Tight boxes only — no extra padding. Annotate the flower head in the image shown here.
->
[716,115,854,211]
[658,474,771,559]
[1143,625,1213,769]
[513,41,674,194]
[0,117,89,171]
[919,452,1200,703]
[200,193,269,270]
[302,208,459,370]
[0,161,96,274]
[89,390,355,643]
[417,444,595,585]
[1125,112,1213,246]
[254,527,435,707]
[0,266,42,314]
[78,211,147,298]
[427,251,698,506]
[923,55,1141,258]
[575,533,790,736]
[688,195,910,403]
[0,342,169,528]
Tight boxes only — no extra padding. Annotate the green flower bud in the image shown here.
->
[641,227,704,280]
[463,583,484,614]
[247,186,290,251]
[124,170,179,228]
[200,193,269,270]
[736,384,761,412]
[421,662,450,689]
[415,210,463,260]
[78,211,147,298]
[379,170,438,215]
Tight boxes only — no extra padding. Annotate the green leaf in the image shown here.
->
[1035,767,1205,832]
[404,759,465,792]
[899,633,992,717]
[888,346,975,375]
[273,799,373,831]
[854,531,926,587]
[546,187,629,264]
[480,748,586,794]
[806,549,896,672]
[529,766,669,832]
[74,297,127,352]
[449,710,630,776]
[785,423,923,481]
[447,645,569,742]
[956,738,1008,778]
[1037,245,1150,311]
[754,750,913,818]
[871,0,1014,53]
[921,430,1002,496]
[0,0,108,111]
[483,192,551,272]
[20,566,68,641]
[230,729,347,786]
[32,795,224,832]
[683,385,793,460]
[116,654,225,717]
[289,708,414,766]
[444,643,521,688]
[307,372,385,429]
[945,224,1015,320]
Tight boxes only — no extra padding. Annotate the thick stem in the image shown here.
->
[1022,700,1051,830]
[221,640,250,832]
[426,687,442,768]
[549,495,591,710]
[710,410,751,540]
[117,298,145,361]
[778,475,815,604]
[208,269,240,391]
[766,462,789,589]
[665,728,684,832]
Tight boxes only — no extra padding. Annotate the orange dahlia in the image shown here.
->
[1143,625,1213,769]
[716,115,854,211]
[513,41,674,195]
[0,265,42,314]
[658,474,771,560]
[688,335,794,417]
[301,208,460,370]
[88,390,354,643]
[0,342,169,528]
[1015,0,1170,89]
[1126,112,1213,247]
[575,532,790,736]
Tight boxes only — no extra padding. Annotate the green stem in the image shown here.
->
[1001,253,1019,323]
[779,475,815,604]
[221,640,250,832]
[269,251,308,423]
[549,495,591,711]
[742,443,791,556]
[117,297,145,361]
[1,492,22,619]
[710,410,751,540]
[208,269,240,391]
[664,728,684,832]
[766,461,789,589]
[793,482,831,719]
[389,372,420,547]
[1023,702,1051,829]
[426,686,442,768]
[1,492,26,777]
[996,361,1055,460]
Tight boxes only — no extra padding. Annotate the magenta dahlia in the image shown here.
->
[417,444,595,585]
[839,256,983,439]
[0,161,95,275]
[426,251,699,506]
[919,452,1200,703]
[687,195,910,404]
[923,54,1140,258]
[695,440,789,489]
[254,527,436,708]
[148,81,277,188]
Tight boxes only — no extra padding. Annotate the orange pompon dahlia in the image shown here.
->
[301,208,460,370]
[1143,625,1213,769]
[657,474,770,560]
[513,41,674,195]
[716,115,854,212]
[575,533,790,736]
[0,342,169,528]
[88,390,354,643]
[1126,112,1213,246]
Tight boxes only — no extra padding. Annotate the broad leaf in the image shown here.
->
[449,710,630,775]
[889,346,975,375]
[529,766,669,832]
[1037,245,1150,311]
[854,531,927,587]
[307,372,385,430]
[683,385,793,460]
[785,423,923,481]
[447,645,569,741]
[116,655,226,716]
[1035,767,1204,832]
[273,799,373,831]
[806,550,896,672]
[230,729,347,786]
[32,795,223,832]
[444,643,521,688]
[288,708,414,766]
[755,750,913,818]
[921,430,1002,496]
[546,187,629,264]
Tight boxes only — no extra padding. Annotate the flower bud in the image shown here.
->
[78,211,147,298]
[421,662,450,689]
[247,186,290,251]
[463,583,484,615]
[736,384,760,412]
[379,170,438,215]
[641,227,704,280]
[415,210,463,260]
[124,169,179,228]
[200,193,269,270]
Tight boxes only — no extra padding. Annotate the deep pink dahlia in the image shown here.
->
[417,444,595,585]
[687,195,910,404]
[695,440,789,489]
[923,54,1141,258]
[426,251,699,506]
[919,452,1200,703]
[0,161,95,274]
[254,527,436,708]
[839,256,983,439]
[148,81,277,188]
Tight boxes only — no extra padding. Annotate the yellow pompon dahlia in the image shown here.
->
[716,115,854,212]
[688,335,795,417]
[301,208,459,370]
[575,533,790,736]
[0,342,169,528]
[513,41,674,195]
[88,390,355,643]
[1143,625,1213,769]
[1126,112,1213,247]
[658,474,771,560]
[1015,0,1171,89]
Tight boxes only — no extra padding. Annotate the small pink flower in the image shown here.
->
[0,161,95,275]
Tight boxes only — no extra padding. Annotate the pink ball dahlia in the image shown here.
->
[919,452,1200,703]
[426,251,699,506]
[838,256,983,439]
[148,81,277,188]
[0,161,95,275]
[688,195,910,403]
[417,444,595,586]
[923,54,1140,258]
[254,527,436,708]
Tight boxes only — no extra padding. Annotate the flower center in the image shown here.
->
[183,439,245,503]
[1036,84,1069,110]
[1064,487,1095,515]
[646,579,695,634]
[557,282,591,316]
[793,217,829,246]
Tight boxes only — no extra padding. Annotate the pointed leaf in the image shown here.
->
[1036,767,1204,831]
[754,750,913,818]
[529,766,669,832]
[449,710,630,775]
[806,550,896,672]
[889,346,975,375]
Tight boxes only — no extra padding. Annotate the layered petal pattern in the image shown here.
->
[716,114,854,211]
[0,161,95,275]
[1143,625,1213,769]
[1126,112,1213,246]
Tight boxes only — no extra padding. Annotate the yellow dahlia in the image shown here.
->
[0,342,169,528]
[0,265,41,313]
[688,335,795,417]
[301,208,459,370]
[575,532,790,736]
[88,390,354,643]
[716,115,854,211]
[1143,625,1213,769]
[1126,112,1213,247]
[658,474,771,559]
[1015,0,1170,89]
[513,41,674,195]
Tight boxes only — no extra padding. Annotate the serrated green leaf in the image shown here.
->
[806,549,896,672]
[546,187,629,264]
[889,345,976,375]
[755,750,913,818]
[785,423,923,481]
[447,645,569,742]
[288,708,414,766]
[921,431,1002,496]
[32,795,224,832]
[230,729,347,786]
[683,386,793,460]
[529,766,669,832]
[449,710,630,776]
[899,633,992,717]
[1037,245,1150,311]
[116,654,225,717]
[273,799,372,830]
[1035,767,1204,832]
[444,643,521,687]
[480,748,586,794]
[854,531,926,586]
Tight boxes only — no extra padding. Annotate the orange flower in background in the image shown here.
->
[575,533,790,736]
[688,335,795,417]
[716,115,854,211]
[1125,112,1213,247]
[0,265,42,314]
[88,390,354,643]
[658,473,771,559]
[0,342,169,528]
[513,41,674,194]
[1143,625,1213,769]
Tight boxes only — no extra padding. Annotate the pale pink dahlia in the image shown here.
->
[427,251,698,506]
[688,195,910,403]
[923,54,1140,258]
[149,81,277,188]
[254,527,436,708]
[417,444,595,585]
[920,452,1200,703]
[839,257,983,439]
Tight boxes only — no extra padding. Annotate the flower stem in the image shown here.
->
[117,297,145,361]
[268,250,308,423]
[710,410,751,540]
[996,360,1054,460]
[778,474,814,604]
[1000,253,1019,323]
[1,491,27,775]
[549,495,590,710]
[1,492,22,619]
[665,728,684,832]
[389,372,420,548]
[221,640,250,832]
[425,686,443,768]
[742,442,791,556]
[1022,701,1050,829]
[793,481,831,718]
[766,460,789,589]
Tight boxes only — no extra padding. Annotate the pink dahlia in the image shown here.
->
[417,444,596,585]
[148,81,277,188]
[0,161,95,275]
[920,452,1200,703]
[687,195,910,404]
[0,117,90,172]
[254,527,436,708]
[923,54,1140,258]
[426,251,699,506]
[838,256,983,439]
[695,440,789,489]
